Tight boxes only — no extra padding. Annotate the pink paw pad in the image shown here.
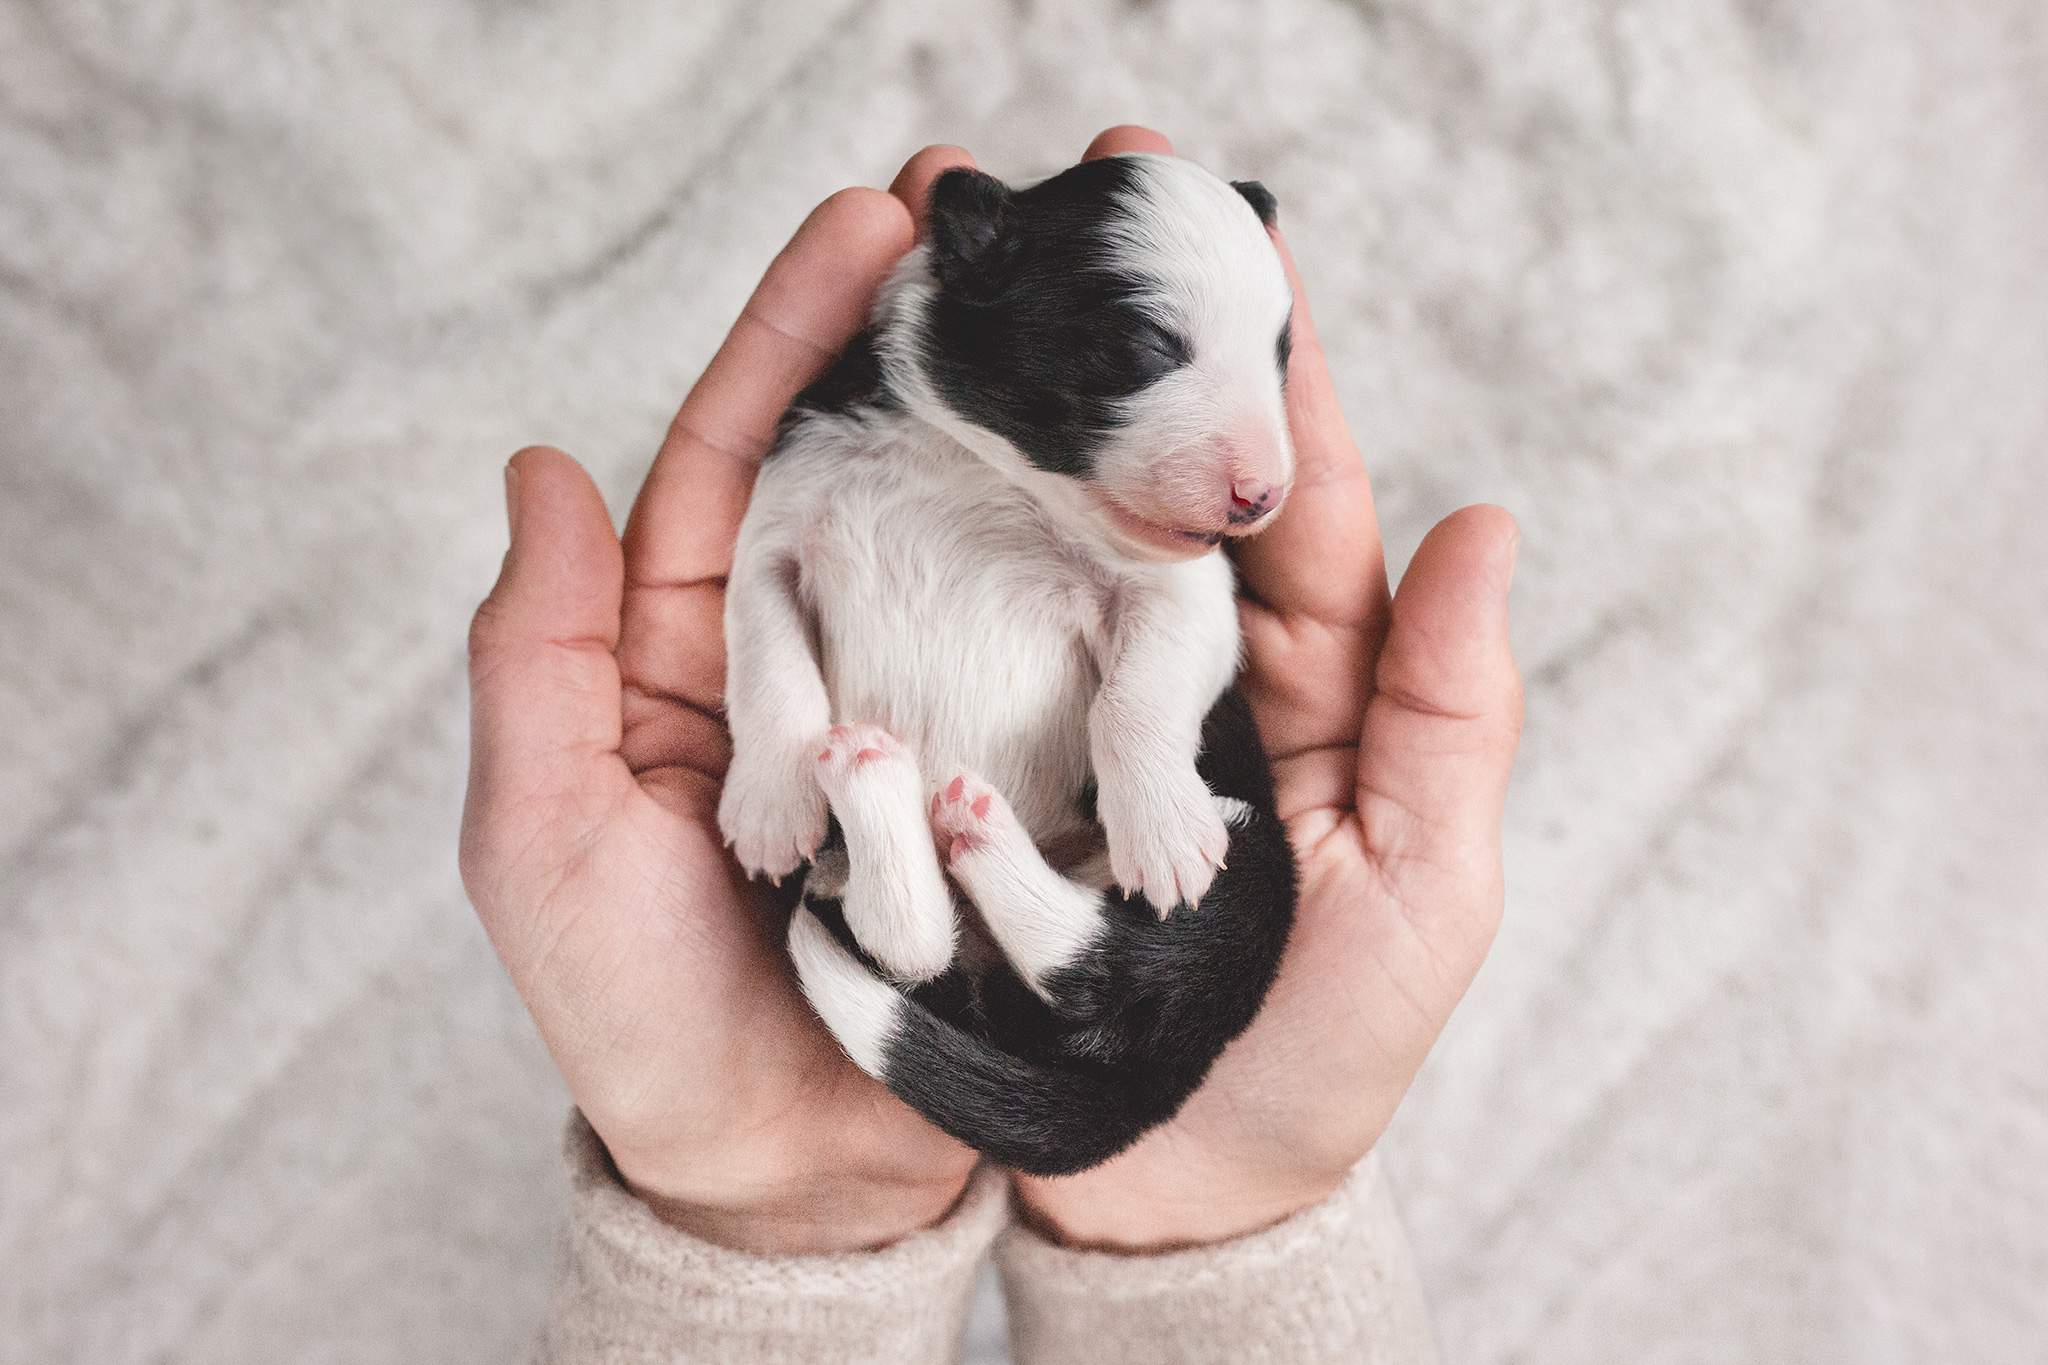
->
[815,724,906,783]
[930,772,1008,864]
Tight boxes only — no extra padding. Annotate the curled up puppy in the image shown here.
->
[718,152,1300,1177]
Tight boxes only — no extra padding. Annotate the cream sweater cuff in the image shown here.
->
[538,1111,1010,1365]
[994,1152,1440,1365]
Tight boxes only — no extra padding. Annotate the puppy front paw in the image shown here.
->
[1097,765,1230,917]
[718,739,829,881]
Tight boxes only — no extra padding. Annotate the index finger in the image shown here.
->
[1230,227,1389,632]
[890,144,977,239]
[615,187,914,791]
[620,187,915,590]
[1231,226,1394,793]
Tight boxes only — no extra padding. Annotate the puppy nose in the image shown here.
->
[1228,479,1278,526]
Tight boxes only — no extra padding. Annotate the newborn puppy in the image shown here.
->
[719,153,1299,1176]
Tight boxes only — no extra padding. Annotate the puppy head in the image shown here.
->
[903,153,1296,562]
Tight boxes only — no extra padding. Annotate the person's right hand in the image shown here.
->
[1011,126,1524,1253]
[458,151,987,1257]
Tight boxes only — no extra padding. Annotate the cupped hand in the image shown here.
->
[458,148,990,1256]
[1010,127,1524,1251]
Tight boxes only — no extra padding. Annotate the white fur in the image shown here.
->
[717,467,833,880]
[787,907,901,1079]
[723,413,1243,926]
[1091,155,1299,533]
[721,154,1293,972]
[870,155,1296,559]
[1213,795,1256,830]
[1086,545,1241,913]
[931,771,1106,995]
[813,724,956,981]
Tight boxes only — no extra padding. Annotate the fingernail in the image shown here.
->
[503,460,523,541]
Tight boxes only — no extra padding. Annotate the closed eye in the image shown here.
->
[1129,319,1191,381]
[1276,312,1293,381]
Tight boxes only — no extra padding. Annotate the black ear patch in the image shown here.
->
[1231,179,1278,227]
[916,156,1179,479]
[928,168,1015,295]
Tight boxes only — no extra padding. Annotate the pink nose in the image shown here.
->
[1228,479,1279,526]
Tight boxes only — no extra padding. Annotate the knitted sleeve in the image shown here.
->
[994,1152,1440,1365]
[538,1111,1009,1365]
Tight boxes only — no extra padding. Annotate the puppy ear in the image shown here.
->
[1231,179,1278,227]
[928,167,1014,294]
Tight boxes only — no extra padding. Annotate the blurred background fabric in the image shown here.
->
[3,0,2044,1360]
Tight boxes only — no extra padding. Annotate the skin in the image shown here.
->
[459,126,1522,1257]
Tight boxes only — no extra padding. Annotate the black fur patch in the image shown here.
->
[918,161,1192,478]
[873,686,1296,1176]
[1231,178,1278,227]
[776,329,896,444]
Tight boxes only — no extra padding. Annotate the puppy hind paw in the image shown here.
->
[930,770,1106,994]
[814,723,911,797]
[816,723,957,983]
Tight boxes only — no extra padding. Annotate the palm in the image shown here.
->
[479,720,970,1222]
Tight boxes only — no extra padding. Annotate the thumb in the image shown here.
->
[460,447,631,909]
[1355,505,1522,936]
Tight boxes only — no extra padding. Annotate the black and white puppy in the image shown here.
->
[719,152,1299,1176]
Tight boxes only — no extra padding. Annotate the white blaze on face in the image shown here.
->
[1091,154,1297,550]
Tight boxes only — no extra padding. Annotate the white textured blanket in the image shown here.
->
[4,1,2044,1360]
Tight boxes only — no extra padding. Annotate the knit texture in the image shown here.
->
[996,1154,1437,1365]
[539,1113,1009,1364]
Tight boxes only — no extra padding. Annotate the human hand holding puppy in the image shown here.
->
[458,169,979,1258]
[1010,127,1522,1251]
[459,126,1519,1255]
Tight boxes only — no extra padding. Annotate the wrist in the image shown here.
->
[607,1135,978,1257]
[1013,1155,1346,1254]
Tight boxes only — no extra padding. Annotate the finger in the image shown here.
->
[616,188,913,781]
[890,144,977,239]
[1234,227,1394,775]
[621,187,914,592]
[1085,125,1174,158]
[1355,505,1522,927]
[461,447,633,905]
[1231,228,1387,631]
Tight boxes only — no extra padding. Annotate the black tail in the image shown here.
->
[881,972,1190,1176]
[794,686,1296,1177]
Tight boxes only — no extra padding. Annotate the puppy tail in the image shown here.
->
[788,904,1172,1177]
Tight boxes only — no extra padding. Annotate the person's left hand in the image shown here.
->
[1008,127,1524,1252]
